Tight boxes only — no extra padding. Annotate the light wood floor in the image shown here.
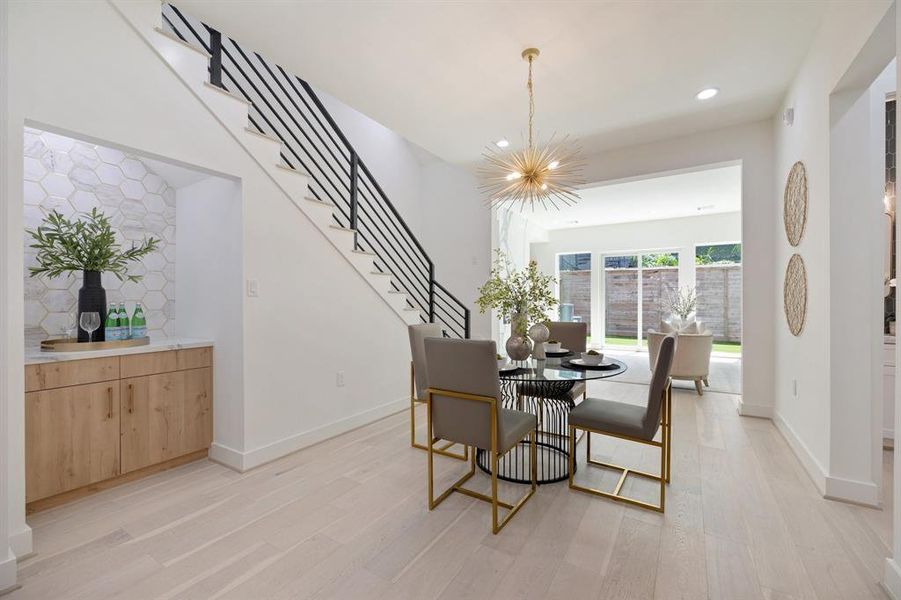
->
[10,380,894,600]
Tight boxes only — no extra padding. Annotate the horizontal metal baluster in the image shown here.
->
[356,187,430,279]
[357,176,431,273]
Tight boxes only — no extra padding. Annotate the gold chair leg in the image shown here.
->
[569,424,668,513]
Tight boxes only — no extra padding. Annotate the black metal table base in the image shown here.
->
[476,379,577,484]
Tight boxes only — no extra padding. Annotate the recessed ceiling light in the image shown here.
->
[696,204,715,211]
[496,139,510,148]
[696,87,719,101]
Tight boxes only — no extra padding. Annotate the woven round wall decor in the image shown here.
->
[783,161,808,247]
[784,253,807,336]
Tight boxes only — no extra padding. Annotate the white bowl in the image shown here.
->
[580,352,604,366]
[545,342,562,353]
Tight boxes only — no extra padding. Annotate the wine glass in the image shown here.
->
[63,312,77,340]
[79,311,101,343]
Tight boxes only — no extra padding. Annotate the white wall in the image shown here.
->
[420,160,492,339]
[314,86,425,240]
[772,0,893,505]
[176,176,244,456]
[0,0,16,589]
[2,0,423,559]
[530,211,742,342]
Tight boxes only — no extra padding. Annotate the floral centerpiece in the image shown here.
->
[477,250,557,359]
[27,208,158,342]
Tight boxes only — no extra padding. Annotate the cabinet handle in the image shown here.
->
[107,386,113,419]
[128,384,134,414]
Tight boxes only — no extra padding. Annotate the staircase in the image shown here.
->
[122,2,470,338]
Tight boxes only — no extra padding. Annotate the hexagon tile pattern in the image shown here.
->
[23,127,176,338]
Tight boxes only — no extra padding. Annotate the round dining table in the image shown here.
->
[476,355,627,484]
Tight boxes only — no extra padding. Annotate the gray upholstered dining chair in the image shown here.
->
[519,321,590,404]
[424,338,537,534]
[408,324,467,461]
[567,333,675,512]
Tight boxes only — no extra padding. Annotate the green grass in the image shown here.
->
[712,341,742,354]
[601,335,742,355]
[604,336,638,347]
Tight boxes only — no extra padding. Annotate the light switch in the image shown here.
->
[247,279,259,297]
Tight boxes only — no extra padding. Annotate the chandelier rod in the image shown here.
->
[527,53,534,150]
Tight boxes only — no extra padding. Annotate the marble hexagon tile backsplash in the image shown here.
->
[23,128,176,339]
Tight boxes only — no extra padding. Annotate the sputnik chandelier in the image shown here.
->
[481,47,584,210]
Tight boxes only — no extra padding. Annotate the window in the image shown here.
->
[695,243,742,346]
[558,253,591,326]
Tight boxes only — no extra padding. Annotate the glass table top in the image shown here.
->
[498,356,627,382]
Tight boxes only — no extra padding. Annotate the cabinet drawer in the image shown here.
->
[121,351,177,378]
[177,347,212,371]
[25,357,119,392]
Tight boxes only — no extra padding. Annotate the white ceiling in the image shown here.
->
[177,1,830,165]
[521,164,742,230]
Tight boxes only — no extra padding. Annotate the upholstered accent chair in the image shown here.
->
[647,330,713,395]
[408,324,467,461]
[568,334,675,512]
[424,338,537,534]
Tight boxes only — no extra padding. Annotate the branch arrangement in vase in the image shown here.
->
[476,250,558,335]
[27,208,159,282]
[665,285,697,322]
[27,208,159,342]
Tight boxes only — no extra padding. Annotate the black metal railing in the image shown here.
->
[163,4,470,338]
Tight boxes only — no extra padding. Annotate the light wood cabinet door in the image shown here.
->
[25,382,120,502]
[120,368,212,474]
[182,367,213,454]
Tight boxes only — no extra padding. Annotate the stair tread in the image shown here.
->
[244,127,282,144]
[202,81,252,106]
[305,196,332,207]
[275,163,312,179]
[153,27,211,59]
[328,225,356,233]
[369,271,390,276]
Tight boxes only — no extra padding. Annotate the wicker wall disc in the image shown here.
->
[783,161,808,247]
[784,253,807,336]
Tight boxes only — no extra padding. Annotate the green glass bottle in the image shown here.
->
[104,303,119,341]
[117,303,131,339]
[131,302,147,339]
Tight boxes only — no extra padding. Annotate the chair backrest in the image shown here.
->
[641,333,675,439]
[548,321,588,353]
[424,338,502,450]
[647,330,712,377]
[408,323,444,400]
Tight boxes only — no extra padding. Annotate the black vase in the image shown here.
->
[77,270,106,342]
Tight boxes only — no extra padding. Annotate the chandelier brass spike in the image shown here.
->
[480,47,584,210]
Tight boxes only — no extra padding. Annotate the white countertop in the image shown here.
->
[25,337,214,365]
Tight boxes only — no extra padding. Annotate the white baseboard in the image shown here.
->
[824,474,880,507]
[736,398,774,419]
[208,442,246,472]
[0,548,16,594]
[773,411,880,506]
[8,526,31,559]
[210,397,408,473]
[884,557,901,600]
[773,411,827,495]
